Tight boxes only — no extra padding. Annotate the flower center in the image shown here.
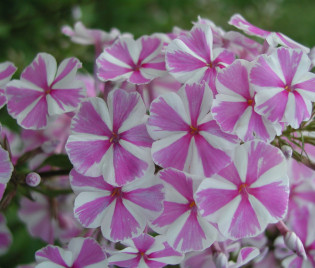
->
[133,62,142,71]
[247,99,253,106]
[206,62,213,68]
[190,126,199,135]
[284,85,292,92]
[239,183,249,195]
[189,200,196,208]
[109,132,120,144]
[111,187,122,197]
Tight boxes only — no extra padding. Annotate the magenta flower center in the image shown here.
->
[206,62,213,68]
[189,126,199,135]
[133,62,142,71]
[247,99,254,106]
[109,132,120,144]
[111,187,122,197]
[239,183,249,195]
[284,85,292,92]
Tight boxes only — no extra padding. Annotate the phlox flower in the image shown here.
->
[196,140,289,240]
[96,35,166,84]
[66,89,153,186]
[151,168,218,253]
[212,59,281,142]
[250,47,315,128]
[35,237,107,268]
[6,53,85,129]
[70,169,164,242]
[166,23,234,94]
[0,213,12,256]
[228,14,310,53]
[0,145,14,201]
[147,82,238,177]
[108,233,183,268]
[0,61,16,108]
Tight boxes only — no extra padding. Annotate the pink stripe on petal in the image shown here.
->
[139,37,161,62]
[21,54,50,90]
[294,77,315,93]
[250,57,284,88]
[52,58,81,85]
[128,70,151,84]
[21,96,48,129]
[36,246,68,266]
[249,182,288,219]
[75,195,113,227]
[109,255,140,268]
[112,90,140,132]
[106,39,134,67]
[110,198,141,241]
[217,61,251,99]
[196,187,238,217]
[159,168,193,201]
[167,50,206,73]
[148,96,189,133]
[124,184,164,212]
[294,91,311,125]
[290,206,309,243]
[228,196,260,238]
[148,241,183,261]
[133,233,155,252]
[246,141,284,185]
[255,91,288,122]
[144,259,166,268]
[184,83,205,126]
[120,124,153,147]
[277,48,303,85]
[66,140,111,175]
[244,111,271,142]
[194,134,231,177]
[173,211,206,252]
[49,88,84,112]
[152,134,191,170]
[71,101,112,136]
[113,144,148,186]
[152,202,189,227]
[0,64,16,80]
[213,49,235,66]
[212,101,248,133]
[72,238,105,267]
[97,58,131,81]
[142,61,166,71]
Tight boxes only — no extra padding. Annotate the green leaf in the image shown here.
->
[39,154,72,170]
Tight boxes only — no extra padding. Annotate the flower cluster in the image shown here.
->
[0,13,315,268]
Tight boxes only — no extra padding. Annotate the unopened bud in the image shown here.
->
[281,145,293,159]
[284,231,307,260]
[214,252,228,268]
[25,172,41,187]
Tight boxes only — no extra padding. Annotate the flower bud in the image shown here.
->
[281,145,293,159]
[284,231,307,260]
[25,172,41,187]
[214,252,228,268]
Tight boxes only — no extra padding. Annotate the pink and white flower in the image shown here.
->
[66,89,153,186]
[151,168,218,253]
[0,145,14,201]
[0,61,16,108]
[97,36,166,84]
[6,53,85,129]
[250,47,315,128]
[70,169,164,242]
[166,23,234,94]
[212,59,281,142]
[35,237,107,268]
[228,14,310,53]
[196,140,289,239]
[108,233,183,268]
[147,82,238,177]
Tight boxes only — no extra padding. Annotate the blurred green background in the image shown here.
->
[0,0,315,266]
[1,0,315,75]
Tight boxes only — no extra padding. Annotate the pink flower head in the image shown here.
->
[62,21,123,47]
[0,213,12,256]
[0,61,17,108]
[151,168,218,253]
[108,233,183,268]
[6,53,85,129]
[250,47,315,128]
[70,169,164,242]
[212,59,281,142]
[196,140,289,240]
[147,82,238,177]
[166,23,235,94]
[35,237,107,268]
[96,36,166,84]
[66,89,153,186]
[228,14,310,53]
